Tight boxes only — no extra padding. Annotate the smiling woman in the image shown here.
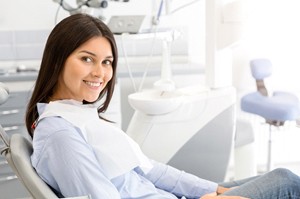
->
[25,13,118,137]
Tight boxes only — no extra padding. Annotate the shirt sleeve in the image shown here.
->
[32,122,121,199]
[135,159,218,198]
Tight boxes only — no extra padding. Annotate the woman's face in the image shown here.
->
[53,36,114,102]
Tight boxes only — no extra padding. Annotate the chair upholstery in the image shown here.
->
[242,59,300,124]
[241,58,300,171]
[0,126,90,199]
[241,91,300,123]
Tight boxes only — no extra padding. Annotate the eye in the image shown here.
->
[82,56,93,63]
[103,59,113,65]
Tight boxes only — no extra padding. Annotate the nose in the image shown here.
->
[92,63,105,78]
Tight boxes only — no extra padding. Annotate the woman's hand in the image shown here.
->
[216,186,231,195]
[200,192,249,199]
[200,186,249,199]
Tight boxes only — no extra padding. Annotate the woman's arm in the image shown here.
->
[135,159,218,198]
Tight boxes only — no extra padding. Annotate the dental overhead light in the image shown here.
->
[53,0,129,15]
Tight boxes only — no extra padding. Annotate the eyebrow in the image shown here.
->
[79,50,114,59]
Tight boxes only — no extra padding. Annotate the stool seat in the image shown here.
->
[241,91,300,122]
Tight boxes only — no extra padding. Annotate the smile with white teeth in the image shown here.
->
[84,81,101,87]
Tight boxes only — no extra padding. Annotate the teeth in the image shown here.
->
[85,81,101,87]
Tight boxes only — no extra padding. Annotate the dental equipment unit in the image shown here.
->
[126,0,244,182]
[127,86,236,182]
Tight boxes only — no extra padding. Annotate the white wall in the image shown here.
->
[232,0,300,94]
[0,0,61,30]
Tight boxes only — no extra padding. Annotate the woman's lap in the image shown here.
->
[219,168,300,199]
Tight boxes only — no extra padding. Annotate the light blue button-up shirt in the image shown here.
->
[31,104,218,199]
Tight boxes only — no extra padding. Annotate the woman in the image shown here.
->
[25,13,300,199]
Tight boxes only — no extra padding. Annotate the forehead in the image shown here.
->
[75,36,113,54]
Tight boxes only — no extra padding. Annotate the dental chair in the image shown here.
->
[241,58,300,171]
[0,126,90,199]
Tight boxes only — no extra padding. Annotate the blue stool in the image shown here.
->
[241,58,300,171]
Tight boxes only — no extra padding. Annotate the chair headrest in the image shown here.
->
[250,59,272,80]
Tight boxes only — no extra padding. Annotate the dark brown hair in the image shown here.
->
[25,13,118,137]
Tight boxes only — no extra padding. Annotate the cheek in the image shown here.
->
[64,60,78,80]
[64,69,80,86]
[106,68,113,82]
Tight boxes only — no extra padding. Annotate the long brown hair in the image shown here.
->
[25,13,118,138]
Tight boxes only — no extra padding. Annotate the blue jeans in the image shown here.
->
[219,168,300,199]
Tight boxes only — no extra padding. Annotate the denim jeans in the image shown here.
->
[219,168,300,199]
